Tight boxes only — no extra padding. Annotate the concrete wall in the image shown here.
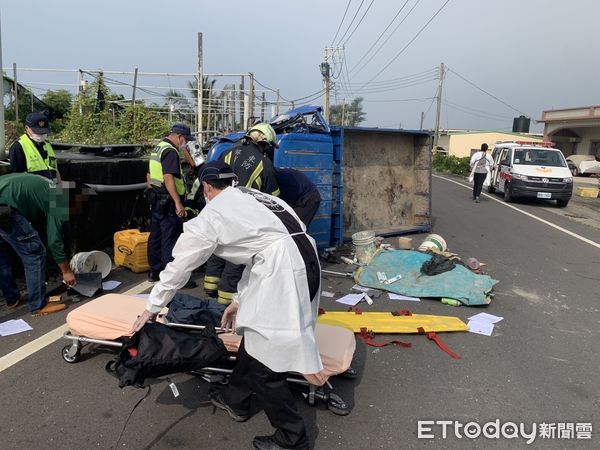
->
[443,132,543,157]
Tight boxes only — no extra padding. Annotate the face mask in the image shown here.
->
[30,133,48,143]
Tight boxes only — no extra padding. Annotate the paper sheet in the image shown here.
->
[468,320,494,336]
[320,291,335,298]
[0,319,33,336]
[388,293,421,302]
[336,293,365,306]
[102,280,122,291]
[468,312,503,324]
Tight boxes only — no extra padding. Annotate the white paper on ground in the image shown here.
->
[468,312,503,324]
[102,280,122,291]
[468,320,494,336]
[0,319,33,336]
[336,293,365,306]
[352,284,371,292]
[388,293,421,302]
[321,291,335,298]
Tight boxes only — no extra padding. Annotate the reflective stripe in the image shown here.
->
[272,187,280,197]
[217,290,236,299]
[204,276,220,283]
[18,135,56,173]
[204,281,218,290]
[224,151,232,165]
[247,160,264,189]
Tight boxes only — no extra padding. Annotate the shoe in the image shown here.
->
[204,289,217,299]
[209,391,249,422]
[147,273,160,282]
[6,296,22,308]
[182,280,197,289]
[31,303,67,317]
[253,436,307,450]
[475,197,480,203]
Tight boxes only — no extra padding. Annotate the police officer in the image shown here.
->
[9,112,61,181]
[146,123,196,288]
[204,123,280,304]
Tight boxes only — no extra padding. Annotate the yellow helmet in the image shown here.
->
[247,123,279,148]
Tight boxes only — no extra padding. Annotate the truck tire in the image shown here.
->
[556,199,569,208]
[503,183,512,202]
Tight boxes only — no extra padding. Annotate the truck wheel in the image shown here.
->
[503,183,512,202]
[556,199,569,208]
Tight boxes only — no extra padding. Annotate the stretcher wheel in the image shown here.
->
[340,367,358,379]
[61,345,81,364]
[327,393,351,416]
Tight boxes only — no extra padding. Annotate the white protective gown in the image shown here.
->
[146,186,323,375]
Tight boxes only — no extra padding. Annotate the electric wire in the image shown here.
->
[360,0,451,87]
[331,0,353,46]
[341,0,377,47]
[335,0,366,46]
[350,0,421,76]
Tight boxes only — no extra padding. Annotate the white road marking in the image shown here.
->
[0,280,153,373]
[433,174,600,250]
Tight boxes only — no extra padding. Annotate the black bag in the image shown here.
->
[0,204,11,231]
[111,322,227,388]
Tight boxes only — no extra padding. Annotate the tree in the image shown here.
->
[329,97,366,127]
[42,89,73,133]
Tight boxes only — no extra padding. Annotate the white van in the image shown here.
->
[488,141,573,207]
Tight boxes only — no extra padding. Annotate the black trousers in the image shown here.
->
[204,255,244,300]
[223,340,309,449]
[472,172,487,199]
[292,189,321,227]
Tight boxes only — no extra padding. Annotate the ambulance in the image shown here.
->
[488,141,573,207]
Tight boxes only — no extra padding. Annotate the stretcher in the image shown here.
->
[62,294,357,415]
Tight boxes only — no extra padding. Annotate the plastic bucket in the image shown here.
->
[352,230,377,264]
[70,251,112,279]
[418,234,447,252]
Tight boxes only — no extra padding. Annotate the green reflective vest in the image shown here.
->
[149,140,186,196]
[18,134,57,174]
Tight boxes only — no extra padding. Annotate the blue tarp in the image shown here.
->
[356,250,498,306]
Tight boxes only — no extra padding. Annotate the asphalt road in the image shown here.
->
[0,175,599,449]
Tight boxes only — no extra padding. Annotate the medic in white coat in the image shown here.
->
[132,160,323,450]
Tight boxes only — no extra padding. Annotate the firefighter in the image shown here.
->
[203,123,280,304]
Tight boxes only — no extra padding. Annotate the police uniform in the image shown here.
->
[147,138,186,278]
[9,113,58,180]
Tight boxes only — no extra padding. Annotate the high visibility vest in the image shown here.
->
[18,134,57,174]
[149,141,186,196]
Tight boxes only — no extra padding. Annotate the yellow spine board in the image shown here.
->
[317,312,468,333]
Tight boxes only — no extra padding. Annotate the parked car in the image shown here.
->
[566,154,600,176]
[567,160,578,177]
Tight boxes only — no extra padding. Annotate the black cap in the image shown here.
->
[170,123,193,141]
[198,160,237,182]
[26,112,50,134]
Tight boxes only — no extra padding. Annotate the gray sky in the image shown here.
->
[2,0,598,132]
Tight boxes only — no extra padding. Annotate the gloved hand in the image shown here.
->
[221,302,239,332]
[130,310,157,334]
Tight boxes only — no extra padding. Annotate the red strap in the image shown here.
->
[358,327,411,349]
[392,309,412,316]
[318,308,326,316]
[417,327,461,359]
[348,306,363,314]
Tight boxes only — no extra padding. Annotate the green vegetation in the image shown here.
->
[432,153,471,176]
[329,97,366,127]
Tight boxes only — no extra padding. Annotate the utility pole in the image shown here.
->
[433,62,445,148]
[13,63,18,124]
[132,67,138,132]
[320,53,331,122]
[239,76,244,129]
[420,111,424,130]
[341,100,346,126]
[197,32,203,144]
[275,89,280,116]
[0,12,5,161]
[248,72,255,127]
[260,92,265,121]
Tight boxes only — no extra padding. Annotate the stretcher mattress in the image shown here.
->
[66,294,355,376]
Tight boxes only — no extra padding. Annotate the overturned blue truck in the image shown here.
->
[206,106,432,249]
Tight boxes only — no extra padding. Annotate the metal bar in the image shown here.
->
[62,332,123,348]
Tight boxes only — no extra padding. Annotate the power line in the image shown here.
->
[346,68,437,87]
[446,67,529,116]
[362,96,435,103]
[348,0,411,74]
[360,0,451,87]
[331,0,353,45]
[350,0,420,76]
[445,99,513,120]
[341,0,377,46]
[335,0,366,46]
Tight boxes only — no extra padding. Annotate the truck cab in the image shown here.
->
[488,141,573,207]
